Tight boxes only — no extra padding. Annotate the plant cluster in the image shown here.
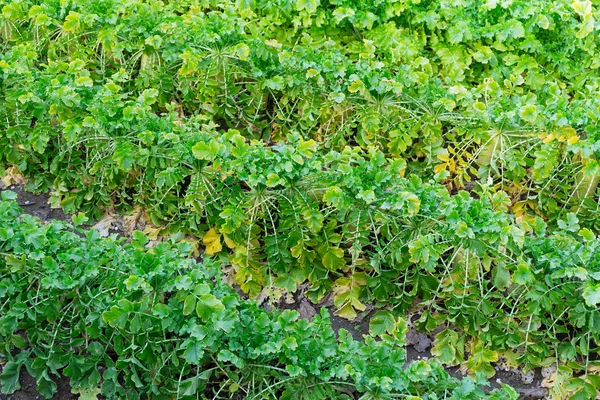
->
[0,193,519,399]
[1,0,600,223]
[1,0,600,397]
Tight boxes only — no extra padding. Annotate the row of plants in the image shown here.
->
[0,192,520,399]
[0,0,599,394]
[2,119,600,389]
[1,0,600,224]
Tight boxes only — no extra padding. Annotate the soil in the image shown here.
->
[0,371,75,400]
[0,186,548,399]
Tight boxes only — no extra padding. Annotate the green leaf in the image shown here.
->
[183,294,196,316]
[102,306,129,329]
[466,341,498,378]
[329,92,345,103]
[513,263,534,285]
[369,311,396,336]
[75,76,93,87]
[184,341,204,364]
[322,246,345,270]
[196,294,224,319]
[191,141,223,161]
[214,309,238,333]
[296,0,318,13]
[0,361,22,394]
[112,142,135,171]
[62,12,80,32]
[582,283,600,307]
[332,7,355,23]
[431,329,463,365]
[303,209,324,233]
[1,190,18,201]
[71,212,89,227]
[139,88,159,106]
[519,105,538,123]
[492,263,510,290]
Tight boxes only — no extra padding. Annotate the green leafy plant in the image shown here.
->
[0,193,518,399]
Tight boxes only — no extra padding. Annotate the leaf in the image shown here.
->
[519,105,538,123]
[322,246,345,270]
[513,263,534,285]
[214,309,238,333]
[296,0,318,13]
[466,340,498,378]
[571,0,593,16]
[196,294,224,319]
[203,227,222,255]
[183,294,196,316]
[112,142,135,171]
[71,386,101,400]
[185,341,204,364]
[347,79,364,93]
[71,212,89,227]
[582,282,600,307]
[191,141,223,161]
[576,16,595,39]
[62,12,80,32]
[332,7,355,23]
[75,76,93,87]
[431,329,462,365]
[102,306,129,329]
[0,361,22,394]
[330,92,345,103]
[492,263,510,290]
[369,311,396,336]
[302,209,324,233]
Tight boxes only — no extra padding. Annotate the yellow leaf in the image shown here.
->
[223,233,237,249]
[203,227,222,255]
[542,133,555,143]
[437,154,450,162]
[1,166,27,188]
[567,136,579,145]
[347,79,363,93]
[434,163,448,174]
[305,68,319,78]
[143,225,161,240]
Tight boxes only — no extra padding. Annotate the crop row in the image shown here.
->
[1,0,600,224]
[0,192,522,399]
[0,0,599,394]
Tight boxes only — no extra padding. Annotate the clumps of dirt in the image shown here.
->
[0,186,69,222]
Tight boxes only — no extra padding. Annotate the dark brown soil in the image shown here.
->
[1,186,69,223]
[0,186,548,399]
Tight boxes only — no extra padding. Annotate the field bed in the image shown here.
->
[1,0,600,399]
[1,185,551,399]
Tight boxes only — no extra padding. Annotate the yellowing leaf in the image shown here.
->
[347,79,364,93]
[143,225,162,240]
[434,163,448,174]
[305,68,319,78]
[519,104,538,123]
[571,0,593,16]
[1,166,27,188]
[62,12,81,32]
[233,43,250,60]
[203,227,222,255]
[576,16,595,39]
[223,233,237,249]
